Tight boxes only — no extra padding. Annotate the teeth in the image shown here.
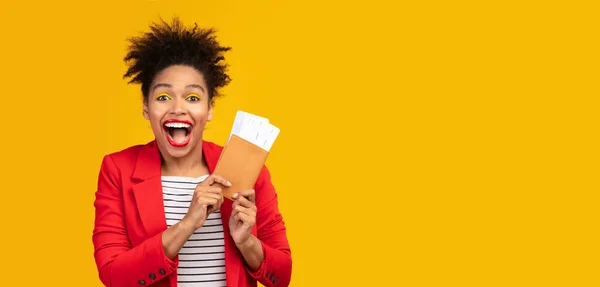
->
[164,122,191,128]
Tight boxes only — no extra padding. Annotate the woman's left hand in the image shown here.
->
[229,189,257,246]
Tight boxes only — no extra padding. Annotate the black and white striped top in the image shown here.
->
[162,175,227,287]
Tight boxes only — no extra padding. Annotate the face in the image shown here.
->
[143,65,214,159]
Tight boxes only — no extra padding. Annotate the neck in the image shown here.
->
[160,143,210,178]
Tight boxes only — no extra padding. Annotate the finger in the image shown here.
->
[197,195,219,207]
[198,175,213,186]
[236,212,255,227]
[233,203,256,224]
[197,202,210,215]
[194,192,221,209]
[214,193,224,210]
[231,201,240,217]
[201,174,231,187]
[210,174,232,187]
[198,202,208,213]
[234,195,256,210]
[194,186,222,197]
[206,186,223,194]
[233,189,255,203]
[206,196,224,213]
[202,191,223,202]
[234,204,249,215]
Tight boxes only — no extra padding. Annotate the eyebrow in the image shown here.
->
[152,83,206,93]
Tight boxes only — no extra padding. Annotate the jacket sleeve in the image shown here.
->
[92,155,178,287]
[245,166,293,286]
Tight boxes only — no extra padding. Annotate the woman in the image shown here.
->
[92,17,292,287]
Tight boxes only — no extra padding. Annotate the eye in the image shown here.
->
[156,93,171,101]
[156,93,172,101]
[186,94,201,102]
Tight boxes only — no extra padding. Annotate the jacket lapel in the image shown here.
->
[203,141,241,287]
[131,141,167,238]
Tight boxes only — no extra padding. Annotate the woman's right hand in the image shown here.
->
[182,174,231,230]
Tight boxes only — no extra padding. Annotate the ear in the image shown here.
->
[143,100,150,120]
[207,100,215,122]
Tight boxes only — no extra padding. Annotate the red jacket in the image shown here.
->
[92,140,292,287]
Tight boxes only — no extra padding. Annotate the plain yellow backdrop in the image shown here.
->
[0,0,598,286]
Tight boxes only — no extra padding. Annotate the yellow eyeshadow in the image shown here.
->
[186,94,200,100]
[156,93,172,100]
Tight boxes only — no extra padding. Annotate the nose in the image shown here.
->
[170,97,186,115]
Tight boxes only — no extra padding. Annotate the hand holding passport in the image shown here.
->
[213,110,280,200]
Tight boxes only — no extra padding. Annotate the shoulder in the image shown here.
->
[104,142,148,165]
[98,142,155,177]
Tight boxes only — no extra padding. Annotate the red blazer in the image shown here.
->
[92,140,292,287]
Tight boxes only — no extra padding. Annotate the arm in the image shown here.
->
[236,235,264,271]
[92,155,188,287]
[244,167,293,287]
[161,221,195,259]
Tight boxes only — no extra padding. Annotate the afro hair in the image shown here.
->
[123,17,232,102]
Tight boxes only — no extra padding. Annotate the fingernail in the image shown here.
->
[227,181,232,186]
[233,193,238,199]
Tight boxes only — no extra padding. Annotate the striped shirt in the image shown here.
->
[162,175,227,287]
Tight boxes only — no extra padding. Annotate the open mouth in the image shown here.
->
[163,120,193,147]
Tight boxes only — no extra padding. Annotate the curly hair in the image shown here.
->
[123,17,232,102]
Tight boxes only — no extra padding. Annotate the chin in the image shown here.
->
[162,144,193,158]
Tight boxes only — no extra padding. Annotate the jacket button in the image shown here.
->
[149,273,156,280]
[158,268,166,275]
[138,280,146,286]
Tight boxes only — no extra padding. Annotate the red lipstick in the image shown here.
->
[162,119,193,148]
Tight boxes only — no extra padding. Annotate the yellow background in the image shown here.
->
[0,0,598,286]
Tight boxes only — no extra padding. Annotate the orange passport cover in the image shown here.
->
[212,134,269,200]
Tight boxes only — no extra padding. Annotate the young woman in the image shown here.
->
[92,18,292,287]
